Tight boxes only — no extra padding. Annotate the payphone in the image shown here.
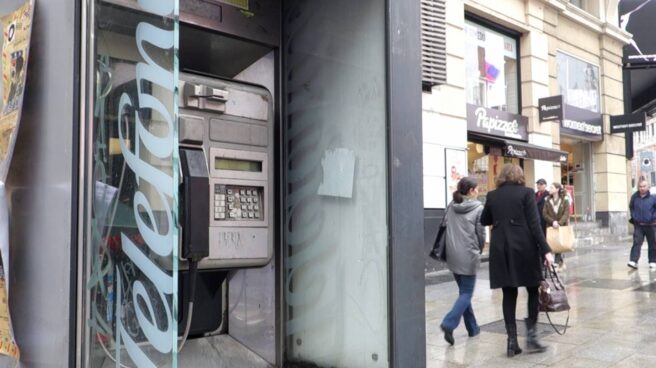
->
[178,72,274,269]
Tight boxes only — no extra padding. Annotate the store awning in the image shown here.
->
[469,133,569,163]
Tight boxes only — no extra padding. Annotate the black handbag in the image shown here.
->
[429,205,449,261]
[538,264,570,334]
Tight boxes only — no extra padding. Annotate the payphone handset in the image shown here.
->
[178,72,274,269]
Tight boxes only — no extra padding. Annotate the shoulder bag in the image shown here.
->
[429,205,450,261]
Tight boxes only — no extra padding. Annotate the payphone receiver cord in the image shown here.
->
[178,259,199,352]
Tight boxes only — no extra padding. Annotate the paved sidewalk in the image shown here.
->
[426,242,656,367]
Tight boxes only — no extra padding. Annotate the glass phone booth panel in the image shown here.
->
[81,1,179,367]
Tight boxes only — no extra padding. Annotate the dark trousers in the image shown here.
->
[501,286,539,327]
[630,224,656,263]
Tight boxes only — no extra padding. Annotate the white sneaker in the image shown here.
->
[628,261,638,269]
[650,263,656,270]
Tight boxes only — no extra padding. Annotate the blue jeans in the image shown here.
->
[630,224,656,263]
[441,274,479,335]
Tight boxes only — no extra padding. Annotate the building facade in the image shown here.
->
[423,0,632,263]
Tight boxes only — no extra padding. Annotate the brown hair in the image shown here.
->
[551,182,566,197]
[495,163,526,187]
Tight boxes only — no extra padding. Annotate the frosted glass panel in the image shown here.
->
[283,0,389,367]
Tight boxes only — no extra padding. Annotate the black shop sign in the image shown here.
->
[538,96,603,141]
[466,104,528,141]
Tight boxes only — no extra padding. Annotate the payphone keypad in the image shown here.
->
[214,184,263,221]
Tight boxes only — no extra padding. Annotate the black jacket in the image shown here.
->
[481,184,551,288]
[536,190,547,232]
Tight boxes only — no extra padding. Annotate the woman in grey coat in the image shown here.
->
[440,177,485,346]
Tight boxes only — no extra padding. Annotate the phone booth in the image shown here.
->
[4,0,426,367]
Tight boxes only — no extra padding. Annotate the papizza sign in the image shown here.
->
[466,104,528,141]
[115,0,178,366]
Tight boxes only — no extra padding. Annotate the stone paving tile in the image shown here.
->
[426,243,656,367]
[545,356,613,368]
[612,353,656,367]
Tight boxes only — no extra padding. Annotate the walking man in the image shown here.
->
[628,179,656,269]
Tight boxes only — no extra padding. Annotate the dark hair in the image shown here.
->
[495,163,525,187]
[453,176,478,204]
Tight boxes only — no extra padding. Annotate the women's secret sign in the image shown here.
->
[114,0,177,366]
[466,104,528,141]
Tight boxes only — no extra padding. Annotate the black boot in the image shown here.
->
[505,323,522,357]
[525,318,547,353]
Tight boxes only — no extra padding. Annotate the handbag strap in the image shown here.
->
[546,264,566,291]
[545,310,569,335]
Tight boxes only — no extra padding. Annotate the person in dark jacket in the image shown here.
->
[535,178,548,234]
[481,164,554,358]
[543,182,571,270]
[628,179,656,269]
[439,177,485,346]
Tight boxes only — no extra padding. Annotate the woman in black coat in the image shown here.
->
[480,164,554,357]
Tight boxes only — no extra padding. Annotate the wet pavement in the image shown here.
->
[426,242,656,367]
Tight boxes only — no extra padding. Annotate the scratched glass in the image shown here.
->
[283,1,389,366]
[82,1,179,367]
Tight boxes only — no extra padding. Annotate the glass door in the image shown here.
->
[80,1,179,367]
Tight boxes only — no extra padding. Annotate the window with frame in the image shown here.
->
[464,20,520,113]
[556,51,600,113]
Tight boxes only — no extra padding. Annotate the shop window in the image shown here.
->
[557,51,600,112]
[464,20,519,113]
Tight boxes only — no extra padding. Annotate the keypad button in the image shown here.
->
[253,197,259,203]
[242,212,247,218]
[219,201,225,207]
[241,205,247,210]
[218,207,225,213]
[254,205,259,211]
[248,205,253,210]
[247,198,253,203]
[240,189,245,195]
[229,212,236,218]
[228,196,234,202]
[218,213,226,219]
[255,212,260,218]
[248,212,254,218]
[227,189,233,195]
[218,194,226,201]
[228,204,234,210]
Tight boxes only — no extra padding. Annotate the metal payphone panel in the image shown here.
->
[179,73,273,269]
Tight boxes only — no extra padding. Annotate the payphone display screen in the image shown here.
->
[215,157,262,172]
[213,184,263,220]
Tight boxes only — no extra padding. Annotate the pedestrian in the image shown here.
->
[627,179,656,270]
[480,164,554,357]
[543,182,570,270]
[440,177,485,346]
[535,178,548,235]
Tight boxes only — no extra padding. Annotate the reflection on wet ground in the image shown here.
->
[426,242,656,367]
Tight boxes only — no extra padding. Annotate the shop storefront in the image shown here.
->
[539,49,604,221]
[462,18,567,203]
[3,0,426,367]
[465,105,568,204]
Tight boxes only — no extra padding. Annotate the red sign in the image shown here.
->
[565,185,575,215]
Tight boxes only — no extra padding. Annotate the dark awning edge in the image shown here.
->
[468,133,568,163]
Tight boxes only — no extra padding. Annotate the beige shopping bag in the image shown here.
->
[546,225,575,253]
